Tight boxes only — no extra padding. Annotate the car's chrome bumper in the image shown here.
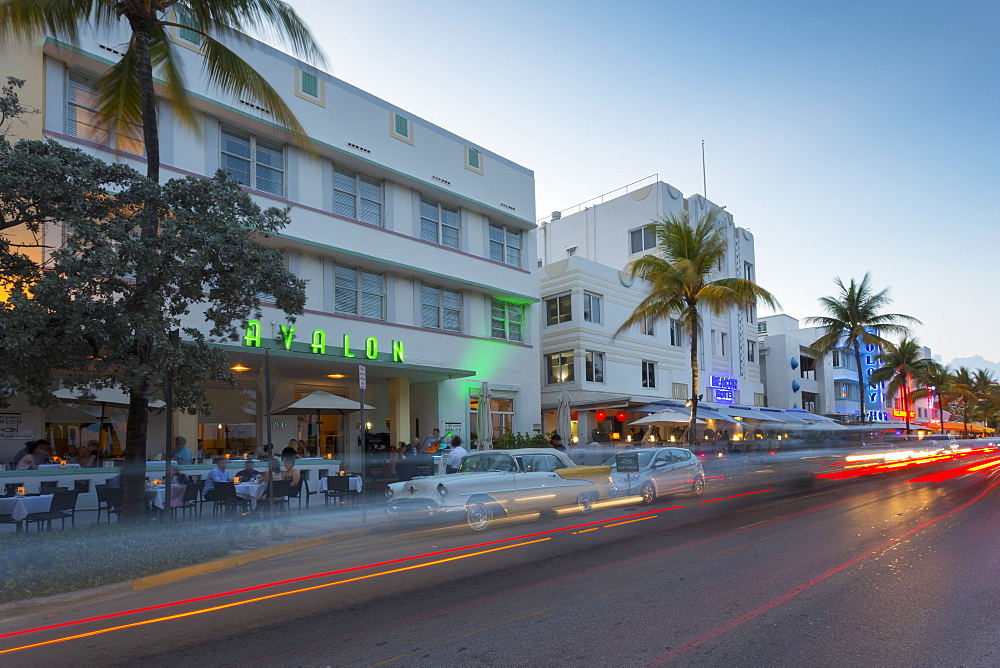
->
[386,497,466,521]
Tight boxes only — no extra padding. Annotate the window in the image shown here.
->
[800,355,816,380]
[753,392,767,407]
[583,293,602,324]
[711,329,717,353]
[470,395,515,443]
[300,71,319,98]
[333,264,384,320]
[421,284,461,332]
[720,332,728,357]
[391,112,413,144]
[67,71,144,156]
[747,340,756,363]
[641,361,656,388]
[802,391,818,413]
[669,319,684,347]
[466,147,483,174]
[585,351,605,383]
[757,321,768,335]
[567,247,577,257]
[672,382,689,400]
[744,261,753,282]
[177,11,202,45]
[640,316,655,336]
[491,299,523,342]
[221,126,284,197]
[545,294,572,326]
[488,222,521,267]
[836,381,858,400]
[546,352,574,384]
[832,351,840,367]
[746,306,755,324]
[629,226,656,254]
[419,196,460,249]
[334,165,383,226]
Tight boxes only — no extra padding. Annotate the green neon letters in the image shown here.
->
[243,323,405,362]
[244,320,262,347]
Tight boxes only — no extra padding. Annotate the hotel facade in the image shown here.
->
[0,18,541,470]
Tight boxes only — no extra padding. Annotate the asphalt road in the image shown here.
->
[3,450,1000,667]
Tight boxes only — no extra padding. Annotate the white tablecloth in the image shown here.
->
[319,476,363,493]
[0,494,53,521]
[38,464,82,470]
[235,482,267,509]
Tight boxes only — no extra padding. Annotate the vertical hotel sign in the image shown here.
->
[242,321,405,363]
[862,338,888,422]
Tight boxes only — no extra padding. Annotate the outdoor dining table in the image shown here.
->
[0,494,53,530]
[318,476,363,494]
[144,485,168,510]
[38,464,82,470]
[234,482,267,509]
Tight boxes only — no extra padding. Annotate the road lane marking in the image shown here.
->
[0,539,551,655]
[604,516,658,528]
[572,527,600,534]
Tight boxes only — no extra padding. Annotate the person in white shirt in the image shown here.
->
[444,436,467,474]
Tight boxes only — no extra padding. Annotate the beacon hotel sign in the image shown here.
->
[243,320,405,363]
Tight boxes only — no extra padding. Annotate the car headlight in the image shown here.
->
[385,487,394,499]
[437,483,448,497]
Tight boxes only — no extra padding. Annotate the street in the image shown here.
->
[2,452,1000,666]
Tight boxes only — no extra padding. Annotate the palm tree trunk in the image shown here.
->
[936,390,945,435]
[853,340,866,425]
[128,19,160,184]
[687,305,700,450]
[903,381,911,434]
[122,380,151,522]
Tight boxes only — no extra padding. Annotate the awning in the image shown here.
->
[636,401,737,423]
[718,405,774,422]
[785,410,838,423]
[756,409,808,424]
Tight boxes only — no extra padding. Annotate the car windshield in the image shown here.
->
[458,453,517,473]
[604,451,656,469]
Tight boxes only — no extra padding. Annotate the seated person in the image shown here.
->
[170,466,188,508]
[281,438,298,459]
[15,443,39,470]
[236,460,259,482]
[202,457,233,501]
[81,440,100,468]
[281,458,301,490]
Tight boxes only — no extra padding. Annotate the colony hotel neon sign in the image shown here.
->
[243,320,405,363]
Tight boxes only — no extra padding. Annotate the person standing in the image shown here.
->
[549,434,567,453]
[445,436,467,474]
[172,436,193,465]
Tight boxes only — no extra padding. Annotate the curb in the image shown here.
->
[131,524,382,591]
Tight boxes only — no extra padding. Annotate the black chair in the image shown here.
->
[0,513,20,531]
[105,487,123,521]
[286,478,304,512]
[259,479,291,514]
[39,481,67,494]
[301,469,318,509]
[324,476,357,508]
[210,482,249,517]
[172,483,200,521]
[27,489,80,531]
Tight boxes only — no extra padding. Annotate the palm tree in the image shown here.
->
[0,0,325,183]
[946,367,982,438]
[805,274,920,425]
[868,336,926,434]
[970,368,998,433]
[911,361,955,434]
[616,208,779,449]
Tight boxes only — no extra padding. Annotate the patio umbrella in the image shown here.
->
[274,390,374,416]
[54,387,164,452]
[631,408,703,425]
[475,382,492,450]
[556,388,573,444]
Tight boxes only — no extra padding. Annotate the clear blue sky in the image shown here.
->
[288,0,999,366]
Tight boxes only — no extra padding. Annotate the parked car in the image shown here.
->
[606,447,706,505]
[385,448,613,530]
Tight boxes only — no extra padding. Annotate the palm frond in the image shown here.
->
[149,29,198,131]
[0,0,112,42]
[97,39,143,131]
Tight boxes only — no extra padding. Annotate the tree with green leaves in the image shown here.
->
[949,367,977,438]
[806,274,920,425]
[970,368,998,432]
[868,336,926,434]
[911,360,956,435]
[0,76,37,138]
[0,0,325,183]
[616,208,779,449]
[0,139,305,519]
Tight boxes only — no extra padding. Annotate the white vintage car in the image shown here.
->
[386,448,613,530]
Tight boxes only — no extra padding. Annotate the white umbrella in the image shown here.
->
[631,408,703,425]
[803,421,847,431]
[274,390,373,416]
[555,389,573,443]
[476,382,492,450]
[54,386,164,452]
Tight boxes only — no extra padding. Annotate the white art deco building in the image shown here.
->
[0,16,541,469]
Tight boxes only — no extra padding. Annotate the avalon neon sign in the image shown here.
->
[243,321,404,362]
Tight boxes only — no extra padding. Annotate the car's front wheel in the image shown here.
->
[577,493,595,513]
[690,476,705,497]
[466,501,494,531]
[640,482,656,505]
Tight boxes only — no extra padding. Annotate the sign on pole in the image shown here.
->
[358,365,367,390]
[615,452,641,473]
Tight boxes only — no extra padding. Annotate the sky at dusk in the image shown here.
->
[287,0,999,367]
